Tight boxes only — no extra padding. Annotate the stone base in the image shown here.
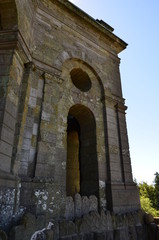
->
[4,210,151,240]
[111,182,141,213]
[0,207,158,239]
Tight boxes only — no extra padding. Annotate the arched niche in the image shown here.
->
[66,104,99,199]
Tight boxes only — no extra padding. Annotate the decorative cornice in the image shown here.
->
[55,0,128,53]
[44,72,64,84]
[101,95,124,105]
[35,0,127,54]
[32,56,62,77]
[101,94,127,113]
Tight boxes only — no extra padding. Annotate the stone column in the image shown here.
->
[0,50,24,173]
[107,100,140,213]
[35,73,58,178]
[103,95,140,213]
[115,103,133,183]
[0,49,13,172]
[103,96,122,212]
[102,97,112,211]
[33,73,67,219]
[12,62,44,177]
[11,62,33,175]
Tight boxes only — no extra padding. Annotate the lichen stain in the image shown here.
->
[34,189,49,211]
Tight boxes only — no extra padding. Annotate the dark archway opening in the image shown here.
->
[66,105,99,199]
[66,115,81,197]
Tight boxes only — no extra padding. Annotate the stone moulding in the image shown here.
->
[50,0,128,53]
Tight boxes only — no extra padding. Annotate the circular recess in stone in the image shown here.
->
[70,68,92,92]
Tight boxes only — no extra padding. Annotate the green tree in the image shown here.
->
[140,196,159,217]
[138,180,159,217]
[138,181,156,205]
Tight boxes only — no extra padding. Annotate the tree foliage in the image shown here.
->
[138,172,159,217]
[140,196,159,217]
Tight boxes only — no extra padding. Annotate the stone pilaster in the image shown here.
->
[12,63,45,177]
[104,96,140,213]
[0,49,24,173]
[115,103,133,183]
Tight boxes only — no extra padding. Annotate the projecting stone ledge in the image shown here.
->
[96,19,114,32]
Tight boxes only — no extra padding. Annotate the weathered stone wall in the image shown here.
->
[0,0,142,237]
[0,49,24,173]
[8,209,159,240]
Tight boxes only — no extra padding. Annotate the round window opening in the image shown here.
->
[70,68,92,92]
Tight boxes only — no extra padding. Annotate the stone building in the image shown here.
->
[0,0,152,239]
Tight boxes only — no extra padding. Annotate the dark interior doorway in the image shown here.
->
[66,104,99,198]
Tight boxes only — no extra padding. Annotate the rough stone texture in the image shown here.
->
[65,197,75,220]
[74,194,82,219]
[81,196,89,216]
[9,213,53,240]
[0,0,154,239]
[89,195,98,212]
[8,210,159,240]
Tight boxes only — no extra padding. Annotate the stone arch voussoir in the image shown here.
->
[61,58,105,98]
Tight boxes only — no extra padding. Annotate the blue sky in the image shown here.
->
[69,0,159,184]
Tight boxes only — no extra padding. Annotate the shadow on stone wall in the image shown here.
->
[7,210,159,240]
[65,194,98,220]
[0,194,159,239]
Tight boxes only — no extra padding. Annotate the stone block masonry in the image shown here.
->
[0,0,154,239]
[9,209,159,240]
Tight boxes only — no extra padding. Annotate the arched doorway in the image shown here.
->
[66,104,99,198]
